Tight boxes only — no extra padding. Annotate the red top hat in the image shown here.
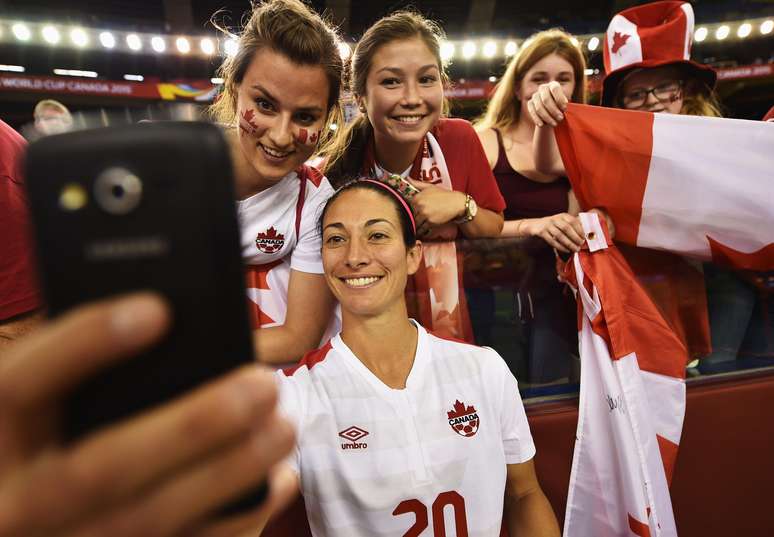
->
[601,1,716,107]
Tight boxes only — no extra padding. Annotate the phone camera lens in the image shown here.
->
[94,167,142,215]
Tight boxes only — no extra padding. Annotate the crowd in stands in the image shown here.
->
[0,0,771,535]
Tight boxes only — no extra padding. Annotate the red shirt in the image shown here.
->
[0,120,41,320]
[431,118,506,213]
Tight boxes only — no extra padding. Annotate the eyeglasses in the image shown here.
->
[621,80,684,110]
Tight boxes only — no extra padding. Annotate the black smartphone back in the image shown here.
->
[25,122,255,442]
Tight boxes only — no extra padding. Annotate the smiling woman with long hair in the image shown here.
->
[321,11,506,342]
[209,0,343,364]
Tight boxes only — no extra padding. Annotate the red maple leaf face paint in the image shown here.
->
[296,127,320,147]
[239,108,259,137]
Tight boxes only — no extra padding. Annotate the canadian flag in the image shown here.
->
[554,103,774,271]
[563,213,686,537]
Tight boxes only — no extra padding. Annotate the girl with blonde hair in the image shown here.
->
[475,29,590,383]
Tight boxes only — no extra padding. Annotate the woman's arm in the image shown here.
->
[528,81,570,177]
[500,213,585,253]
[504,460,561,537]
[254,270,335,364]
[459,207,504,238]
[533,124,566,177]
[406,183,504,239]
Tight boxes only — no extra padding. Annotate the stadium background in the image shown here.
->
[0,0,771,129]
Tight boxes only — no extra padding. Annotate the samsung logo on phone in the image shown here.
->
[85,236,169,261]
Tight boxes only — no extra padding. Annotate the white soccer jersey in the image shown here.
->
[238,166,334,328]
[276,321,536,537]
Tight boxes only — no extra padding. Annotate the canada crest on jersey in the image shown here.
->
[255,227,285,254]
[447,399,479,437]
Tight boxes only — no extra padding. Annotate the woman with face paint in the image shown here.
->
[266,179,560,537]
[322,11,506,342]
[210,0,342,364]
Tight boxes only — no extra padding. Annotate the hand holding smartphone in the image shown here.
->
[25,121,267,511]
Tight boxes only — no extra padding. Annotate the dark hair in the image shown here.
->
[209,0,344,137]
[321,10,450,185]
[318,180,417,248]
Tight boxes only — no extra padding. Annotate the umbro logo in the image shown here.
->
[339,426,369,450]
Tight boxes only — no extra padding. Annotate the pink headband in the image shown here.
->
[359,179,416,234]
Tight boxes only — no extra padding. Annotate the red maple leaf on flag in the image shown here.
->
[447,399,477,419]
[611,32,630,54]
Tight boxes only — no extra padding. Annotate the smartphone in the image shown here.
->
[25,121,265,510]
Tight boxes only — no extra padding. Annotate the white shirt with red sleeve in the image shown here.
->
[276,321,535,537]
[238,166,334,329]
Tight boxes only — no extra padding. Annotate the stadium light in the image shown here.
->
[440,41,455,62]
[694,27,708,42]
[482,41,497,58]
[761,20,774,35]
[124,74,144,81]
[224,38,239,57]
[71,28,89,47]
[715,25,730,40]
[737,23,752,38]
[42,25,61,45]
[200,37,215,55]
[54,69,98,78]
[151,36,166,53]
[126,33,142,51]
[462,41,476,60]
[11,22,32,41]
[587,36,600,51]
[0,64,25,72]
[488,75,497,82]
[176,37,190,53]
[504,40,518,56]
[338,42,351,60]
[211,77,224,84]
[99,31,115,48]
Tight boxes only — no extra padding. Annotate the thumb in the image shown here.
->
[407,178,432,191]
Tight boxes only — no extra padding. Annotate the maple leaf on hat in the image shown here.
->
[612,32,630,54]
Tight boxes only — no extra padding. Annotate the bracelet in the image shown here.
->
[453,194,474,225]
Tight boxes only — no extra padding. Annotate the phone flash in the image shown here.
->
[60,183,88,211]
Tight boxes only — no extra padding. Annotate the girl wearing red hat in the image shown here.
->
[529,1,758,372]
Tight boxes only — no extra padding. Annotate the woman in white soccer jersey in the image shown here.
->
[209,0,341,364]
[266,180,560,536]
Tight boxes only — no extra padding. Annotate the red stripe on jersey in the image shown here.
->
[299,164,325,188]
[282,340,333,376]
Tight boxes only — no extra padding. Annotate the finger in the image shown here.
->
[538,86,564,124]
[190,464,299,537]
[72,417,296,537]
[542,230,569,253]
[526,100,544,128]
[556,231,580,252]
[549,82,569,110]
[406,178,431,191]
[0,367,280,535]
[556,217,585,247]
[531,95,558,127]
[0,293,170,412]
